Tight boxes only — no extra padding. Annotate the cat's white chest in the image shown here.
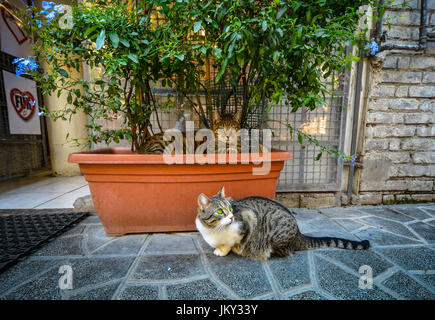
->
[196,218,242,249]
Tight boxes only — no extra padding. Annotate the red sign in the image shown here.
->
[1,4,29,45]
[10,88,36,121]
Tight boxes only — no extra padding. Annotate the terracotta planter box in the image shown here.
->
[68,147,291,235]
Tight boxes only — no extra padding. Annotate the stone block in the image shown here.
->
[358,193,383,205]
[380,71,422,83]
[372,85,396,97]
[422,72,435,83]
[401,138,435,150]
[300,193,339,208]
[416,126,435,137]
[275,192,300,208]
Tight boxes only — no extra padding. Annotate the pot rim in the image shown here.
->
[68,147,291,164]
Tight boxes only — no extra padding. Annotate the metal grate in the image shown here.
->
[269,64,351,192]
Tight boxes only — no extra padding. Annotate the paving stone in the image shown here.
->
[299,218,360,240]
[375,247,435,271]
[0,265,63,300]
[268,252,310,291]
[408,222,435,243]
[354,228,423,246]
[33,235,84,256]
[357,208,415,223]
[67,280,122,300]
[285,290,327,300]
[67,257,135,289]
[59,224,87,238]
[316,250,393,278]
[413,274,435,290]
[166,278,231,300]
[389,206,432,220]
[144,234,197,254]
[118,284,160,300]
[314,256,395,300]
[360,216,418,239]
[334,219,368,233]
[91,235,146,255]
[132,254,204,281]
[80,216,102,224]
[0,259,55,296]
[205,253,272,299]
[319,208,367,219]
[85,225,116,252]
[381,271,435,300]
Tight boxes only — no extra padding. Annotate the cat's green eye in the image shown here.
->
[228,205,232,211]
[216,209,223,214]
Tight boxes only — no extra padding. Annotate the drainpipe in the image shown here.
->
[346,54,364,205]
[377,0,428,52]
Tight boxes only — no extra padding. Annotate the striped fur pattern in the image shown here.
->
[196,187,370,261]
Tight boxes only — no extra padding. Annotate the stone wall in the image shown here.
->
[355,0,435,205]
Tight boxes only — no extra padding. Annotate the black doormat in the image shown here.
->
[0,209,89,273]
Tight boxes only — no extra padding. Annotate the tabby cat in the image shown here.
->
[196,186,370,261]
[143,110,255,154]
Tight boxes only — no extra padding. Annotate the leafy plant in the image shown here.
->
[17,0,384,158]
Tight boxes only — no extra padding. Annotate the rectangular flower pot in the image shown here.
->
[68,147,291,235]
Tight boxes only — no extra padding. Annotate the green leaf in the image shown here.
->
[262,21,267,32]
[96,29,106,50]
[277,7,287,19]
[84,26,97,38]
[213,47,222,58]
[297,133,303,145]
[120,39,130,47]
[57,68,69,77]
[109,32,119,48]
[127,53,138,63]
[174,53,185,61]
[315,152,323,161]
[193,21,202,33]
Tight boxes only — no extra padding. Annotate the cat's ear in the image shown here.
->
[213,110,221,122]
[234,109,243,123]
[197,193,210,210]
[218,186,225,198]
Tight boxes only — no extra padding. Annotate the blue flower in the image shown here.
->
[365,38,379,56]
[36,20,42,28]
[39,2,64,25]
[12,58,39,77]
[42,1,56,11]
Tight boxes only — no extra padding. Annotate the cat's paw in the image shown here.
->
[213,247,230,257]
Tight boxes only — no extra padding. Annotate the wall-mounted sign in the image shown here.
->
[0,0,32,58]
[3,70,41,135]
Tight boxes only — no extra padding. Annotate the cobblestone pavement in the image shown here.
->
[0,203,434,300]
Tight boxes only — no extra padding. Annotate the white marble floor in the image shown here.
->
[0,175,90,209]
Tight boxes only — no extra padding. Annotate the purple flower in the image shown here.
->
[365,38,378,56]
[12,58,39,77]
[350,154,358,164]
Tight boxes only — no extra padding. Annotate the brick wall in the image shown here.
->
[356,0,435,204]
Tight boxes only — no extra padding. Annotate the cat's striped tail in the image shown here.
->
[299,234,370,250]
